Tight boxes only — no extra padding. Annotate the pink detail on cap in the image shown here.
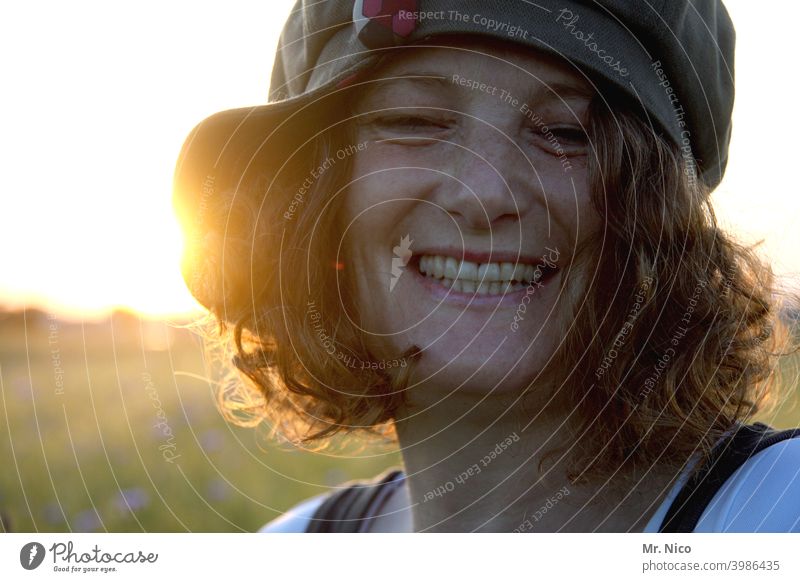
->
[363,0,417,37]
[363,0,383,18]
[392,8,417,37]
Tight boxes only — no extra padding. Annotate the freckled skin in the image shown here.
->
[325,37,680,533]
[339,36,602,400]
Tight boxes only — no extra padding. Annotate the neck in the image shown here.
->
[394,387,680,532]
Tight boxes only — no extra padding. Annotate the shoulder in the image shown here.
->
[258,493,328,533]
[695,434,800,532]
[257,468,409,533]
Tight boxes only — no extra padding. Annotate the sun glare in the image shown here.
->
[0,1,798,320]
[0,0,296,320]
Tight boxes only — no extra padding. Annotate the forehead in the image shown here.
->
[361,34,593,98]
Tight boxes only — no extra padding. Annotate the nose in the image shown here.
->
[435,125,535,230]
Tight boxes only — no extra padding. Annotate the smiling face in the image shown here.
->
[337,36,603,400]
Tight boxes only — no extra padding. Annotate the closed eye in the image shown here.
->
[373,115,449,132]
[548,127,587,145]
[358,112,454,146]
[528,125,588,156]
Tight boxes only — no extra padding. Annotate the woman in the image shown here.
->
[173,0,800,532]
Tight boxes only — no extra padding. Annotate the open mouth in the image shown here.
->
[416,254,559,295]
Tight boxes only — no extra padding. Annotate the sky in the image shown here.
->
[1,0,797,320]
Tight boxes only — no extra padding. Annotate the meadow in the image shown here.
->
[0,309,400,532]
[1,308,798,532]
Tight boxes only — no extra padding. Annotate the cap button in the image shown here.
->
[353,0,418,48]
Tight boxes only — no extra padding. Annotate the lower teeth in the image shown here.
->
[433,278,535,294]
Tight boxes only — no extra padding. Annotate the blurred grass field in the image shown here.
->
[0,309,401,532]
[1,308,798,532]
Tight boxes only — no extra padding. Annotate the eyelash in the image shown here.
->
[365,115,588,154]
[541,126,587,143]
[529,126,588,151]
[369,115,450,132]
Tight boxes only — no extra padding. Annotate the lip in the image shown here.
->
[409,252,560,307]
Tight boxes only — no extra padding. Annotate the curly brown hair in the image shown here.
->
[177,74,798,482]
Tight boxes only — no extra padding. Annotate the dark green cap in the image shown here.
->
[174,0,735,307]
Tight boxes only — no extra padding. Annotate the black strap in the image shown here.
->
[659,422,800,532]
[306,468,404,532]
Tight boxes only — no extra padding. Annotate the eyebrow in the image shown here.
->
[535,81,593,101]
[361,72,454,108]
[358,73,452,100]
[359,72,593,108]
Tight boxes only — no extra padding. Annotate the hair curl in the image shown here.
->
[184,75,798,479]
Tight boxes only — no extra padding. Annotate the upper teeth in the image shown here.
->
[419,255,547,283]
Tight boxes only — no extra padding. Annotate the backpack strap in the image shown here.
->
[659,422,800,532]
[305,468,404,532]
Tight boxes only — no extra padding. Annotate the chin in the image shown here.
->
[351,249,572,397]
[395,321,561,399]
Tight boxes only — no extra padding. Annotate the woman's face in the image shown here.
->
[338,36,602,397]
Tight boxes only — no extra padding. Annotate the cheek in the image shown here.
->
[347,149,406,212]
[343,150,429,237]
[339,155,412,288]
[534,158,597,237]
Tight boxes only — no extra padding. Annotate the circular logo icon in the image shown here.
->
[20,542,46,570]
